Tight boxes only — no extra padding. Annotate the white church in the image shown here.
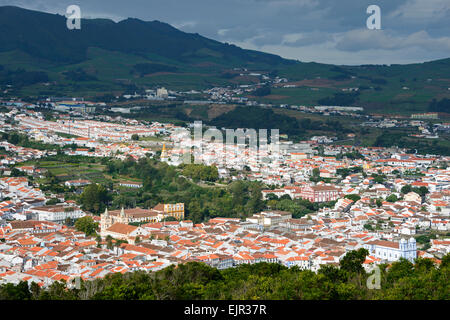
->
[364,238,417,263]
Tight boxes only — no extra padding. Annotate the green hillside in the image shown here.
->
[0,6,449,114]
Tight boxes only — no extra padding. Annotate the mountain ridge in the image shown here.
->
[0,5,291,66]
[0,5,449,114]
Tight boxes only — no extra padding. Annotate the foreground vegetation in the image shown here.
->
[0,250,448,300]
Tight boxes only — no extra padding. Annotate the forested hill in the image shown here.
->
[0,6,289,66]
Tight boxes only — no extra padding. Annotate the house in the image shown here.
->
[119,181,143,188]
[319,169,333,178]
[246,210,292,228]
[261,189,287,200]
[430,218,449,231]
[404,192,422,204]
[279,218,315,231]
[65,180,90,188]
[26,205,85,223]
[152,203,185,220]
[285,256,311,269]
[9,220,61,234]
[15,166,35,175]
[290,153,308,160]
[200,254,234,269]
[74,148,89,156]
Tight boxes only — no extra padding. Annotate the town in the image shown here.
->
[0,103,448,290]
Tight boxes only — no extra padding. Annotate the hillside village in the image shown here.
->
[0,106,448,289]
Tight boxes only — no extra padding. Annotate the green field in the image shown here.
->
[245,78,449,115]
[18,158,151,186]
[3,46,450,114]
[18,160,107,182]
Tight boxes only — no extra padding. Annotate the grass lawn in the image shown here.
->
[137,135,167,142]
[19,159,109,182]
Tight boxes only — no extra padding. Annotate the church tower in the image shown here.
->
[118,207,129,224]
[408,237,417,262]
[161,143,169,162]
[399,238,409,260]
[100,208,112,236]
[400,238,407,251]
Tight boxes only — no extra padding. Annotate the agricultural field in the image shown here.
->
[18,160,108,184]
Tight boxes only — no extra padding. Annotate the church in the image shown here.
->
[101,207,161,228]
[100,203,185,239]
[99,207,152,243]
[364,238,417,262]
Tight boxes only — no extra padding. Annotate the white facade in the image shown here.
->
[364,238,417,263]
[27,206,85,223]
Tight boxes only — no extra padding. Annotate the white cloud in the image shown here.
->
[265,0,319,8]
[172,21,198,29]
[217,29,229,36]
[388,0,450,20]
[230,27,450,65]
[282,33,304,44]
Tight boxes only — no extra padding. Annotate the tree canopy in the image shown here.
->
[79,184,109,214]
[74,216,99,236]
[1,251,448,300]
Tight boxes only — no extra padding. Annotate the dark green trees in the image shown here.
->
[0,252,449,300]
[339,248,369,275]
[181,164,219,182]
[74,216,99,236]
[79,183,109,214]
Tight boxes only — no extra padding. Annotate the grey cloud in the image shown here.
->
[335,29,450,52]
[281,31,334,47]
[0,0,448,64]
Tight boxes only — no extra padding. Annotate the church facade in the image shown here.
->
[364,238,417,262]
[100,203,185,238]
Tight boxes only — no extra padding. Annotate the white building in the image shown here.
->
[246,210,292,228]
[26,205,85,223]
[364,238,417,263]
[156,87,168,98]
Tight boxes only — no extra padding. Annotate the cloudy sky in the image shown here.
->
[2,0,450,65]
